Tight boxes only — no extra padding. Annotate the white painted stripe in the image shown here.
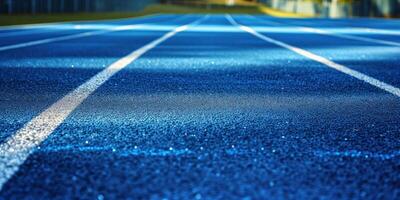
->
[298,26,400,47]
[226,15,400,98]
[0,16,206,190]
[0,15,191,52]
[359,28,400,36]
[246,15,400,47]
[0,24,141,52]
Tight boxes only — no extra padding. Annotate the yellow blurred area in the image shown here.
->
[205,0,312,17]
[207,0,258,6]
[165,0,311,18]
[258,5,313,18]
[169,0,258,6]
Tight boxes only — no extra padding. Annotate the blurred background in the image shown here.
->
[0,0,399,25]
[260,0,400,18]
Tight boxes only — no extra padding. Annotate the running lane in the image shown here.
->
[235,15,400,89]
[0,15,199,143]
[0,15,398,199]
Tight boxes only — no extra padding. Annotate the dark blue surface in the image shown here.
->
[0,14,399,199]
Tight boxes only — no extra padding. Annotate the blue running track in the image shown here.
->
[0,14,399,199]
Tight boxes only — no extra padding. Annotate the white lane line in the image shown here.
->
[0,15,189,52]
[358,28,400,36]
[0,25,141,52]
[246,15,400,47]
[0,16,206,190]
[298,26,400,47]
[226,15,400,98]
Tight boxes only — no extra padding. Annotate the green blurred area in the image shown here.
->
[0,3,261,26]
[0,12,146,26]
